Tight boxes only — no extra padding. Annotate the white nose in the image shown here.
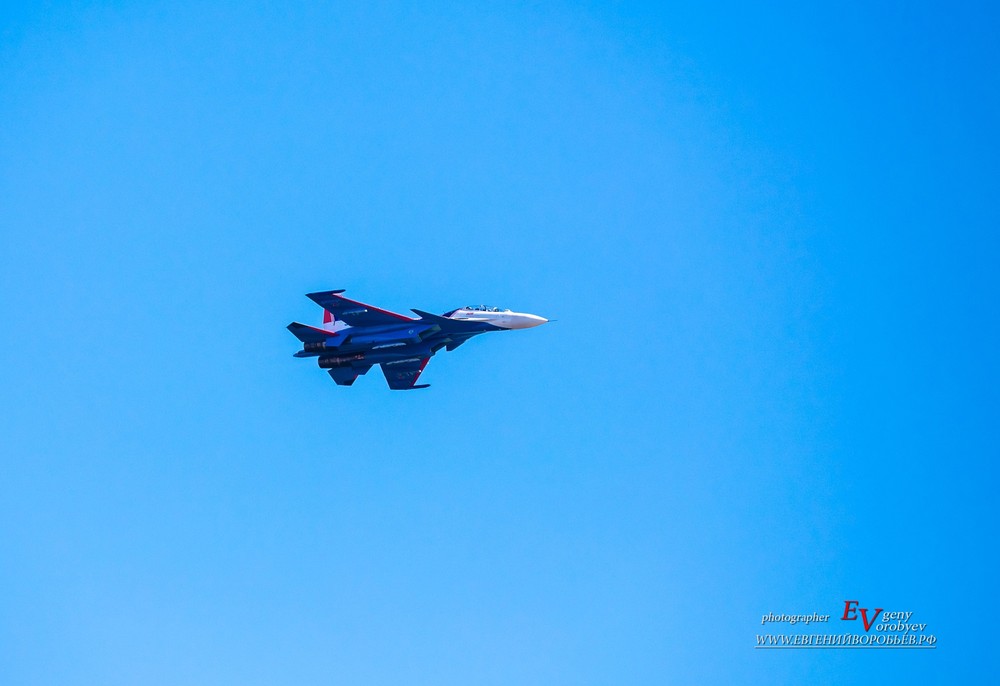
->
[505,313,548,329]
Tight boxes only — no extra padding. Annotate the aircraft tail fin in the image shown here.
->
[328,364,371,386]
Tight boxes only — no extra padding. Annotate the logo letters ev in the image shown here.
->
[841,600,883,632]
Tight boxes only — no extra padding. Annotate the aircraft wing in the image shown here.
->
[307,290,414,327]
[380,357,431,390]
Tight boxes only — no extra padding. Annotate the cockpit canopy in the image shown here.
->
[465,305,511,312]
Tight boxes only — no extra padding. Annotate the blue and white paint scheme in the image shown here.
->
[288,290,547,390]
[442,306,549,330]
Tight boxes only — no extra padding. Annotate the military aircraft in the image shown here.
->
[288,290,547,390]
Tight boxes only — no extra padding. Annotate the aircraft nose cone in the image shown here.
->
[518,314,548,328]
[496,312,549,329]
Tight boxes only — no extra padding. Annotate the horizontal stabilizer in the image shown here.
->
[287,322,336,343]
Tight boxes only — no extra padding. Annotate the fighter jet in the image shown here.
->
[288,290,547,390]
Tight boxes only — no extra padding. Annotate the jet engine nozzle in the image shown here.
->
[318,354,366,368]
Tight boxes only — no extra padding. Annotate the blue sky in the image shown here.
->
[1,2,997,683]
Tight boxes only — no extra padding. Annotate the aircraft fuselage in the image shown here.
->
[287,292,547,389]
